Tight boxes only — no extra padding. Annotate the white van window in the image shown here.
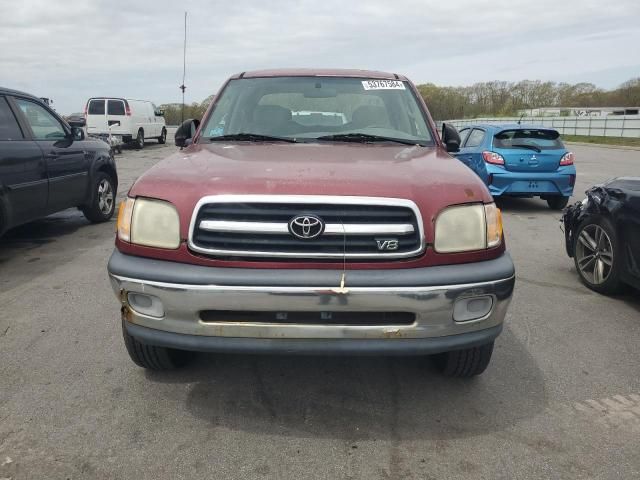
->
[108,100,125,116]
[88,100,105,115]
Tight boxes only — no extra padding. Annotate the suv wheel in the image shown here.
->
[158,128,167,144]
[547,196,569,210]
[573,216,622,294]
[122,320,191,370]
[135,129,144,149]
[433,341,494,377]
[82,172,116,223]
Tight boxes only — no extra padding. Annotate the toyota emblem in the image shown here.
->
[288,215,324,239]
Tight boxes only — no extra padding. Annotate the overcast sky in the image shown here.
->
[1,0,638,114]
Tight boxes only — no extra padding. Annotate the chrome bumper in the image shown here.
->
[108,252,515,345]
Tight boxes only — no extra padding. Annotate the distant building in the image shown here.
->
[518,107,640,117]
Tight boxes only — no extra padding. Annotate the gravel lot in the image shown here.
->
[1,140,639,479]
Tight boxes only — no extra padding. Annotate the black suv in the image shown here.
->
[0,88,118,236]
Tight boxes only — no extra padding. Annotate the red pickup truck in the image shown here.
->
[108,69,515,377]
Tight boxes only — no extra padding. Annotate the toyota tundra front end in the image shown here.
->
[107,69,515,376]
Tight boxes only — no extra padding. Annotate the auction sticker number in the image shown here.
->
[362,80,405,90]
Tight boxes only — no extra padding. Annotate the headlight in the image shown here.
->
[117,197,180,249]
[434,203,502,253]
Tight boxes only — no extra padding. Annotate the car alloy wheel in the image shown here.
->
[575,224,613,285]
[97,178,115,215]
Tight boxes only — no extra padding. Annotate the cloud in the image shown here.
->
[0,0,638,113]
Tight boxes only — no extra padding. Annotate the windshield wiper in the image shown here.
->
[209,133,297,143]
[511,144,542,153]
[316,133,422,146]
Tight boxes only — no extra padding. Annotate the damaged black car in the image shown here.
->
[563,177,640,294]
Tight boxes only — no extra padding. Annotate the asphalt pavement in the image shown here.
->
[1,140,639,479]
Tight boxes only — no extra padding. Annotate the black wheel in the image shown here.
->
[82,172,116,223]
[122,320,191,370]
[158,128,167,144]
[573,216,623,294]
[547,196,569,210]
[433,341,494,377]
[135,129,144,149]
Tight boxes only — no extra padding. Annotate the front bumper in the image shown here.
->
[108,251,515,354]
[487,165,575,197]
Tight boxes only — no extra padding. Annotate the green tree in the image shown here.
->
[159,95,216,125]
[416,77,638,120]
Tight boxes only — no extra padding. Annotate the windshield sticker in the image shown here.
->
[362,80,405,90]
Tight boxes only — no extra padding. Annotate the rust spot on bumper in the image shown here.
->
[383,329,404,338]
[121,304,134,322]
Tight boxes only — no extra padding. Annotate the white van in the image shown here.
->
[84,98,167,149]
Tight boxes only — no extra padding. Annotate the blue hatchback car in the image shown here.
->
[453,124,576,210]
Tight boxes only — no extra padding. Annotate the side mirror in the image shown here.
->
[175,118,200,147]
[442,123,461,153]
[68,117,86,128]
[155,109,165,117]
[71,126,85,141]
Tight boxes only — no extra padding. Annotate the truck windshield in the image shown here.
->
[201,77,434,145]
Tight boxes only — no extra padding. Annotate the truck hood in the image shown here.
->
[129,142,493,240]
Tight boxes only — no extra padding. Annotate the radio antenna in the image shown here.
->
[331,221,349,295]
[179,11,188,124]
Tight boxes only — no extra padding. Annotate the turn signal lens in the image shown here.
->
[560,152,574,166]
[117,197,135,242]
[485,203,503,248]
[482,151,505,165]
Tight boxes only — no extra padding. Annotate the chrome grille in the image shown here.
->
[188,195,425,259]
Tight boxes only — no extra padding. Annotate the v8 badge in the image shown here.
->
[376,239,399,251]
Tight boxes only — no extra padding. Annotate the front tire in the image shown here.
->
[433,341,494,377]
[158,128,167,144]
[547,196,569,210]
[122,320,191,370]
[82,172,116,223]
[135,129,144,149]
[573,216,623,294]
